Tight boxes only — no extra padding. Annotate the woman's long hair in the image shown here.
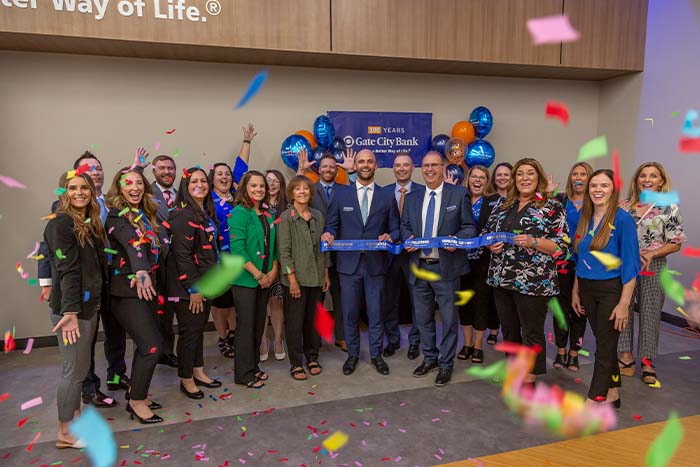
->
[565,162,593,200]
[574,169,620,253]
[105,168,160,238]
[174,167,217,222]
[56,173,106,247]
[486,162,512,196]
[501,158,548,210]
[628,161,671,206]
[234,170,270,210]
[265,169,288,211]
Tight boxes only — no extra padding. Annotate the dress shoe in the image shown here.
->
[107,374,131,391]
[382,343,399,358]
[413,360,439,377]
[82,390,117,407]
[371,356,390,375]
[126,403,163,424]
[180,382,204,399]
[124,390,162,410]
[434,368,452,387]
[342,356,359,375]
[194,377,222,389]
[335,340,348,352]
[158,353,178,368]
[407,344,420,360]
[56,438,87,449]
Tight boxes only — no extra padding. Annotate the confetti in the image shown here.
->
[21,397,43,411]
[0,393,9,402]
[526,14,580,45]
[314,302,334,344]
[578,135,608,161]
[548,298,568,331]
[679,137,700,153]
[545,100,569,126]
[0,175,28,189]
[16,262,29,279]
[235,69,269,109]
[640,190,679,206]
[612,149,623,192]
[26,432,41,452]
[56,248,67,260]
[70,406,117,467]
[645,411,683,467]
[23,338,34,354]
[589,251,621,271]
[410,263,441,282]
[681,246,700,258]
[194,254,245,298]
[165,129,176,135]
[678,356,691,360]
[466,359,507,381]
[454,290,475,306]
[681,110,700,138]
[660,267,685,305]
[322,431,349,452]
[578,349,590,357]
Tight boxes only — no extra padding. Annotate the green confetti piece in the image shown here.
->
[578,135,608,161]
[678,356,692,360]
[104,248,118,255]
[548,297,568,331]
[512,229,523,234]
[660,267,686,306]
[56,248,67,260]
[28,278,38,286]
[118,207,130,217]
[84,218,91,224]
[90,144,100,150]
[672,111,679,118]
[109,375,120,384]
[194,254,245,299]
[136,444,144,451]
[578,349,590,357]
[54,187,67,196]
[465,359,507,382]
[645,411,683,467]
[173,148,180,158]
[236,416,243,422]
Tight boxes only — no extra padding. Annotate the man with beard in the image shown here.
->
[322,149,399,376]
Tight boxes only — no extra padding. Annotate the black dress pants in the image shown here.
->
[578,277,622,400]
[232,285,270,385]
[283,286,321,368]
[459,255,495,331]
[111,296,162,400]
[493,287,549,375]
[174,300,211,379]
[553,261,587,350]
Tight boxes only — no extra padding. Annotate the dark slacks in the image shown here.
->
[232,285,270,385]
[156,266,176,355]
[326,263,345,341]
[383,252,420,347]
[553,261,587,350]
[412,260,460,369]
[492,287,549,375]
[283,286,321,368]
[339,256,385,359]
[458,255,495,331]
[174,300,211,379]
[110,296,162,400]
[578,277,622,400]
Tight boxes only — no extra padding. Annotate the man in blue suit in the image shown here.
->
[401,151,477,386]
[322,149,400,376]
[382,153,425,360]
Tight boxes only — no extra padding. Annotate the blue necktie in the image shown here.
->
[422,191,436,256]
[325,185,331,201]
[360,186,369,225]
[97,197,108,225]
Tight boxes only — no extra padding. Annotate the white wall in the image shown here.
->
[0,51,603,338]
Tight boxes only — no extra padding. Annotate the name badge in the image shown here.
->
[343,207,354,212]
[446,205,457,212]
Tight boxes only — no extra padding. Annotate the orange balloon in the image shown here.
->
[295,130,317,149]
[304,170,320,183]
[335,167,348,185]
[451,121,475,143]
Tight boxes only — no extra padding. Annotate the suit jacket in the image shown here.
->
[228,205,278,288]
[311,181,341,218]
[385,181,425,265]
[105,207,170,298]
[166,206,219,300]
[400,183,477,282]
[324,182,400,276]
[151,182,177,224]
[43,213,107,319]
[475,193,501,234]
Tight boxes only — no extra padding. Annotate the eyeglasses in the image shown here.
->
[266,178,280,185]
[422,163,443,169]
[469,175,487,181]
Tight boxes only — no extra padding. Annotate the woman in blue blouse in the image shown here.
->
[572,169,640,407]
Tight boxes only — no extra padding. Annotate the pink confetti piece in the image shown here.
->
[155,141,161,151]
[161,455,170,461]
[398,428,407,433]
[527,14,580,45]
[26,242,40,259]
[23,338,34,354]
[26,431,41,452]
[20,397,43,411]
[431,418,440,423]
[0,175,27,189]
[440,409,450,413]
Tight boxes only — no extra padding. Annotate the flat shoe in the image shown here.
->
[56,439,86,449]
[618,358,636,377]
[194,377,222,388]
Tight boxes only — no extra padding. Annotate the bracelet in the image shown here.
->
[254,272,263,280]
[243,139,251,144]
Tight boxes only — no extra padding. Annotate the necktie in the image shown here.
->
[422,191,436,256]
[97,197,108,225]
[398,187,407,216]
[360,186,369,225]
[163,189,174,208]
[325,185,332,201]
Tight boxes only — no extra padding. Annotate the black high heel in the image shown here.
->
[553,353,567,369]
[457,346,474,360]
[126,402,163,424]
[566,354,580,372]
[194,377,222,389]
[180,382,204,399]
[125,391,162,410]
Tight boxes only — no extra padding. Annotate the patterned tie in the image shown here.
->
[325,185,332,202]
[398,187,407,216]
[422,191,436,256]
[163,189,174,208]
[360,186,369,225]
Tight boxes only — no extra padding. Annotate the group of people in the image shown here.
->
[40,125,686,449]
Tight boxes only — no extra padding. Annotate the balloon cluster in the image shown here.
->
[280,115,348,183]
[431,106,496,172]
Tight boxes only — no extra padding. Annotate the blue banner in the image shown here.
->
[328,111,432,168]
[321,232,517,254]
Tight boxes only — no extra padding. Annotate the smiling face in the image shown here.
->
[421,152,444,189]
[637,165,664,193]
[494,165,512,191]
[212,165,232,194]
[570,164,589,195]
[468,168,488,196]
[120,172,145,207]
[152,158,176,188]
[292,180,312,205]
[66,176,92,211]
[188,170,209,203]
[80,157,104,194]
[266,172,281,197]
[393,154,414,184]
[588,172,614,208]
[247,175,266,205]
[355,150,377,183]
[515,164,538,197]
[318,157,338,183]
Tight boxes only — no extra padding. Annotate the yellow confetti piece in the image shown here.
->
[590,251,621,270]
[608,223,616,230]
[241,426,247,432]
[410,263,441,282]
[649,379,662,389]
[66,170,77,179]
[562,234,571,244]
[322,431,349,452]
[612,374,619,382]
[41,213,57,221]
[311,384,317,389]
[455,290,475,306]
[676,306,689,318]
[63,338,68,345]
[120,445,130,449]
[133,214,143,223]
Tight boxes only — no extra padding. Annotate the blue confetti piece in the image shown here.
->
[69,406,116,467]
[682,110,700,138]
[235,69,269,109]
[83,290,90,302]
[640,190,680,206]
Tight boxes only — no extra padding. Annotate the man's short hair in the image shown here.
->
[152,155,176,166]
[319,153,336,164]
[73,151,102,169]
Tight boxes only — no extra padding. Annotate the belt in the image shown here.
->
[420,258,440,265]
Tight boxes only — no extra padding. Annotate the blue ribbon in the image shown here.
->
[321,232,517,254]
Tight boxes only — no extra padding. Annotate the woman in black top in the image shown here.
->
[45,172,107,449]
[167,167,222,399]
[105,168,169,424]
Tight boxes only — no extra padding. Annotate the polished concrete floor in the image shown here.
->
[2,319,700,466]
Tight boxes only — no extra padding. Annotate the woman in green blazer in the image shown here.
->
[228,170,279,388]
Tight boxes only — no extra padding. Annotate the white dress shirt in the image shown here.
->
[420,183,444,259]
[394,181,413,205]
[356,181,376,216]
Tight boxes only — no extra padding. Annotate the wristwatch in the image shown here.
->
[532,238,539,249]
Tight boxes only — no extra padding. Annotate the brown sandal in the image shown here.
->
[308,360,322,376]
[291,367,307,380]
[618,359,636,377]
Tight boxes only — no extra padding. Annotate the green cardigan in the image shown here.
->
[228,204,278,288]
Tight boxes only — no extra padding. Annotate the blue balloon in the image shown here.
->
[465,140,495,168]
[313,115,335,149]
[431,134,450,157]
[331,137,346,151]
[469,106,494,138]
[280,134,313,171]
[331,147,345,165]
[446,164,465,185]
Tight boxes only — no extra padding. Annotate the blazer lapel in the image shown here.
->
[350,183,363,226]
[437,185,449,232]
[415,190,425,235]
[250,208,265,254]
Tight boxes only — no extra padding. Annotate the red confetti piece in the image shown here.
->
[594,396,606,401]
[0,393,9,402]
[162,221,171,229]
[277,458,288,462]
[240,431,246,438]
[612,150,624,192]
[314,302,334,344]
[17,417,30,428]
[202,244,213,249]
[535,192,545,201]
[693,273,700,292]
[547,332,553,344]
[574,378,581,383]
[149,346,157,354]
[26,432,41,452]
[679,137,700,153]
[682,246,700,258]
[185,418,193,423]
[642,357,652,367]
[273,217,282,224]
[545,100,570,126]
[179,274,187,280]
[157,310,164,315]
[633,414,643,421]
[188,221,205,230]
[166,129,176,134]
[495,341,542,354]
[183,168,191,178]
[312,446,321,453]
[640,271,655,276]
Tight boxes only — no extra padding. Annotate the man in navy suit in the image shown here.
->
[382,153,424,360]
[322,149,400,376]
[401,151,477,386]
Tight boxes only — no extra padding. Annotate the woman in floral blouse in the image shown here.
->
[483,158,569,385]
[618,162,686,386]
